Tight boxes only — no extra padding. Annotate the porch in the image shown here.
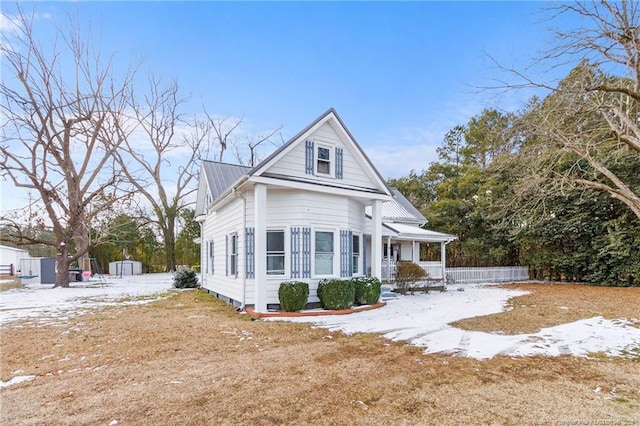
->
[381,260,444,282]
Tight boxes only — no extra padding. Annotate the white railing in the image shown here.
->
[382,262,529,284]
[446,266,529,284]
[382,261,443,281]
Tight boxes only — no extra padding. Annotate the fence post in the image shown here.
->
[10,263,14,276]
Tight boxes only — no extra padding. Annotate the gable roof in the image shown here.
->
[200,108,393,207]
[249,108,391,195]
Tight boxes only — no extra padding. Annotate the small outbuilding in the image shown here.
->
[0,244,31,275]
[109,260,143,276]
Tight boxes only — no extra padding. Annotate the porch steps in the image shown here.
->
[380,286,398,301]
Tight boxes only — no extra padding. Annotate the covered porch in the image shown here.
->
[376,222,457,283]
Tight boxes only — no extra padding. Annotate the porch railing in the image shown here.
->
[382,261,529,284]
[382,261,442,281]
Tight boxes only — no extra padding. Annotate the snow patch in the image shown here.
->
[1,375,36,388]
[268,284,640,360]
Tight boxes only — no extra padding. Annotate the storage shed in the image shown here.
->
[0,244,31,275]
[109,260,143,276]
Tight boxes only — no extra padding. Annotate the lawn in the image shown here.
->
[1,284,639,425]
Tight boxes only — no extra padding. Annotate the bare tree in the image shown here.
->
[230,126,284,167]
[499,1,640,221]
[116,76,217,271]
[204,112,283,166]
[0,8,137,287]
[205,112,243,162]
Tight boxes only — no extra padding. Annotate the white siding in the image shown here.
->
[202,182,374,307]
[265,122,381,191]
[202,198,246,304]
[258,189,367,305]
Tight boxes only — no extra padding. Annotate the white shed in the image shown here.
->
[109,260,143,276]
[0,244,31,275]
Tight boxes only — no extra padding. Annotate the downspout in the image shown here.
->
[195,214,206,286]
[233,188,247,310]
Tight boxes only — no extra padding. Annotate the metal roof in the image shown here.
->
[201,160,251,201]
[383,222,457,243]
[365,188,426,224]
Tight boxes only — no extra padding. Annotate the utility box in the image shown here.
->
[40,258,56,284]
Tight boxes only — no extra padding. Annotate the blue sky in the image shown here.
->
[1,1,577,212]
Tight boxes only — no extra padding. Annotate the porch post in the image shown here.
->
[412,241,417,263]
[254,184,267,313]
[371,199,382,280]
[440,241,446,283]
[387,236,392,282]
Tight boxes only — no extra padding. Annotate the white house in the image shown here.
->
[195,109,456,313]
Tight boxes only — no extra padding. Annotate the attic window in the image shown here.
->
[316,146,331,175]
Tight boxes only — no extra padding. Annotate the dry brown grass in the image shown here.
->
[0,276,22,292]
[1,287,639,425]
[452,283,640,334]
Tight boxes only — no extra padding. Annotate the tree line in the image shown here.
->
[389,2,640,286]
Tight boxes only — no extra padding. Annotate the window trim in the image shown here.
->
[314,144,334,177]
[266,229,286,276]
[313,229,336,277]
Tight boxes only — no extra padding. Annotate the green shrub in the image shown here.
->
[173,267,199,288]
[395,261,427,294]
[278,281,309,312]
[316,279,355,310]
[352,276,382,305]
[317,279,330,308]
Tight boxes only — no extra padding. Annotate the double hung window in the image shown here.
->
[352,235,360,275]
[229,234,238,276]
[267,230,285,275]
[316,146,331,175]
[315,231,334,275]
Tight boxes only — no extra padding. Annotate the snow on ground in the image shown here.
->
[1,275,639,360]
[0,273,175,326]
[268,284,640,360]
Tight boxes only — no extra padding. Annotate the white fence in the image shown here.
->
[445,266,529,284]
[382,262,529,284]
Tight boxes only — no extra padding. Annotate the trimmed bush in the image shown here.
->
[316,279,330,308]
[278,281,309,312]
[316,279,355,310]
[395,261,427,294]
[173,266,199,288]
[352,276,382,305]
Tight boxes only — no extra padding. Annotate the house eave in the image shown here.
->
[249,175,392,201]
